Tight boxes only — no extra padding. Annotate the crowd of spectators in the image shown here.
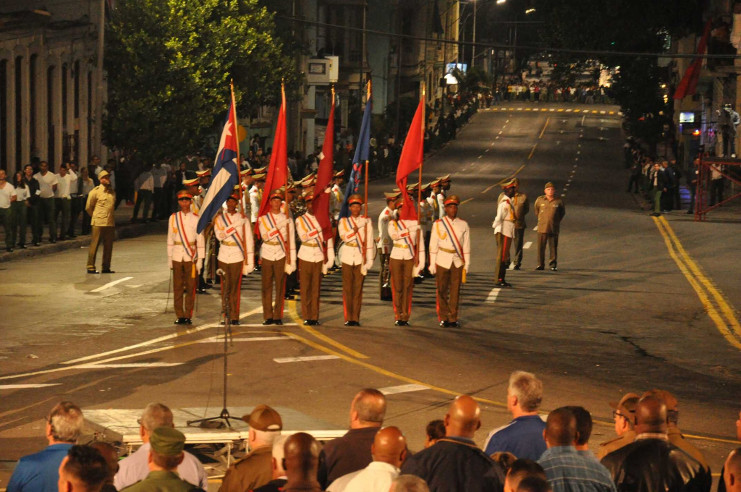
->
[493,80,612,105]
[7,370,738,492]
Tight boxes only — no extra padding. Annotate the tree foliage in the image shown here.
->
[104,0,301,162]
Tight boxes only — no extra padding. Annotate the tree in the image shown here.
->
[104,0,301,162]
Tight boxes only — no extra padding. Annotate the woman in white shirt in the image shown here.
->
[79,167,95,235]
[12,171,29,248]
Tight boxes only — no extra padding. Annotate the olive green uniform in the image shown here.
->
[121,471,200,492]
[533,195,565,269]
[597,430,635,460]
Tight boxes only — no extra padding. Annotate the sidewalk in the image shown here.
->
[0,202,167,264]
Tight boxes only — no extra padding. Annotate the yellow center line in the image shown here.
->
[528,143,538,160]
[539,117,550,139]
[653,217,741,350]
[460,198,474,205]
[481,164,527,194]
[286,299,369,359]
[659,216,741,335]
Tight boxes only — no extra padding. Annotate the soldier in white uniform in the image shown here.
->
[377,192,398,298]
[214,190,254,325]
[338,194,374,326]
[388,196,426,326]
[330,170,345,223]
[295,190,334,325]
[240,168,254,220]
[258,189,296,325]
[183,177,201,214]
[429,195,470,328]
[428,179,442,220]
[492,180,517,287]
[167,190,206,325]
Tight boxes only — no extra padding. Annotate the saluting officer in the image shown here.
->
[388,195,426,326]
[534,181,565,271]
[258,189,296,325]
[492,180,517,287]
[429,195,470,328]
[295,190,334,326]
[338,194,375,326]
[214,189,254,325]
[167,190,206,325]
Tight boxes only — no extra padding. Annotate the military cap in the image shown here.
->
[512,177,520,185]
[303,190,315,202]
[97,170,110,179]
[196,169,211,177]
[150,427,186,456]
[242,404,282,431]
[348,194,363,206]
[301,175,316,188]
[419,182,431,193]
[438,174,451,182]
[444,194,460,206]
[333,170,345,178]
[609,392,640,419]
[502,178,517,189]
[183,177,199,187]
[544,181,555,189]
[252,173,266,181]
[641,389,678,411]
[227,188,240,201]
[240,167,253,176]
[253,167,267,174]
[384,192,399,201]
[176,190,192,200]
[269,189,284,200]
[430,179,442,188]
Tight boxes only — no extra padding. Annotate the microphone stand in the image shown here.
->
[187,268,234,428]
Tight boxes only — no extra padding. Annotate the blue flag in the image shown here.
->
[339,98,372,218]
[197,100,240,233]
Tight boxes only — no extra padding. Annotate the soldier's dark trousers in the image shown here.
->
[342,263,365,323]
[261,258,286,320]
[513,227,525,267]
[173,260,196,319]
[436,263,462,322]
[219,260,242,322]
[495,232,511,282]
[390,258,414,322]
[299,259,322,321]
[87,226,114,271]
[537,232,559,268]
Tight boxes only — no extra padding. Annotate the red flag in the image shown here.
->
[313,88,335,239]
[258,84,288,219]
[395,94,425,221]
[674,21,711,100]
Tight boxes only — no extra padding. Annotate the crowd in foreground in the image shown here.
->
[6,371,741,492]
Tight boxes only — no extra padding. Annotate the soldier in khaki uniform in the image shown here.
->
[498,178,529,270]
[492,180,517,287]
[258,189,296,325]
[534,181,565,271]
[597,392,638,460]
[167,190,206,325]
[338,194,374,326]
[86,170,116,274]
[388,195,425,326]
[429,195,470,328]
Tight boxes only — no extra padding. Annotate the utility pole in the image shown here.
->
[472,0,476,69]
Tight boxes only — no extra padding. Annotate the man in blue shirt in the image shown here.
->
[7,401,84,492]
[538,407,616,492]
[484,370,546,460]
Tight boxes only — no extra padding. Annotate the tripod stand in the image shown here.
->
[187,268,235,428]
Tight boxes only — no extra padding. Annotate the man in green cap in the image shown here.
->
[121,427,202,492]
[534,181,565,271]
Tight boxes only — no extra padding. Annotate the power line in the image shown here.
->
[278,14,741,60]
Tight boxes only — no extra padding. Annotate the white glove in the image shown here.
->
[428,264,437,276]
[360,265,368,276]
[322,262,329,275]
[412,263,423,277]
[242,262,254,275]
[284,261,296,275]
[196,258,203,273]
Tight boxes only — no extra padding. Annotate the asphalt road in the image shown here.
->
[1,102,740,489]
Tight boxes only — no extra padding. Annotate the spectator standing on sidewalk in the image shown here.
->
[23,164,42,246]
[34,161,59,243]
[132,164,154,223]
[11,171,29,249]
[0,169,17,252]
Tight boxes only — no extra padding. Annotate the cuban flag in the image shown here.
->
[197,99,240,233]
[339,96,372,218]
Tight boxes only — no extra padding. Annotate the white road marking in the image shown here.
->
[379,383,430,395]
[524,241,532,249]
[484,148,490,153]
[273,355,340,364]
[498,131,503,135]
[90,277,133,293]
[126,284,143,288]
[485,288,501,303]
[566,108,572,112]
[77,363,183,368]
[197,336,289,343]
[0,384,61,389]
[478,155,483,159]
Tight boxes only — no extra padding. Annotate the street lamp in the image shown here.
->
[472,0,477,69]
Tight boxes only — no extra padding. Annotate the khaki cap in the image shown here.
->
[610,392,640,418]
[641,389,678,411]
[183,177,199,186]
[97,170,110,179]
[544,181,555,189]
[242,404,282,431]
[150,427,185,456]
[348,194,363,205]
[444,194,460,206]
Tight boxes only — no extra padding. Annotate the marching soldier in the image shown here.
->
[214,189,254,325]
[492,180,516,287]
[338,194,374,326]
[167,190,205,325]
[377,192,398,300]
[388,196,426,326]
[534,181,565,271]
[429,195,470,328]
[258,189,296,325]
[295,191,334,325]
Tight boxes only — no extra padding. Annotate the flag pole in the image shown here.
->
[364,79,371,218]
[281,80,291,269]
[231,81,248,271]
[416,83,425,267]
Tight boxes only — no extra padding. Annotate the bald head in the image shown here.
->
[284,432,321,485]
[634,396,667,434]
[725,448,741,492]
[544,408,576,447]
[371,426,407,468]
[351,389,387,428]
[444,395,481,438]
